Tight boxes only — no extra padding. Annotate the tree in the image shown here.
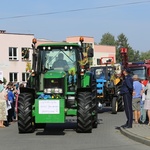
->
[99,32,143,63]
[99,32,116,46]
[140,50,150,61]
[132,50,141,62]
[116,33,135,63]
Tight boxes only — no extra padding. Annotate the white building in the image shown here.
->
[0,30,34,84]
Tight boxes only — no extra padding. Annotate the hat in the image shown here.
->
[132,75,139,79]
[0,80,4,83]
[123,68,131,73]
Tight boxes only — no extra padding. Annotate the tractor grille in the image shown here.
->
[44,78,65,93]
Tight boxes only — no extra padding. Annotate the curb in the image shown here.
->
[120,127,150,146]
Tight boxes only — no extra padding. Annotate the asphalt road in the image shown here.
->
[0,107,149,150]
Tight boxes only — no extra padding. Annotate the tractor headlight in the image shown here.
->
[54,88,62,93]
[44,88,63,94]
[117,91,120,96]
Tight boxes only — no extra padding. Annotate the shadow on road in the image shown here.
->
[36,121,77,136]
[98,107,112,113]
[115,126,121,130]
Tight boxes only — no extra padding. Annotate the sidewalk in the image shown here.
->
[120,123,150,146]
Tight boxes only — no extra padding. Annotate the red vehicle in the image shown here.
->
[128,60,150,86]
[120,47,150,86]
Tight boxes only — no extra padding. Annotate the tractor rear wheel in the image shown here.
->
[77,92,92,133]
[116,85,124,111]
[117,95,124,111]
[18,93,35,133]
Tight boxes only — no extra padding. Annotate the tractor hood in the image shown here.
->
[44,70,66,78]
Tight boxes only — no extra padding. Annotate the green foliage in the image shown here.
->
[115,33,136,62]
[100,33,144,63]
[133,50,141,62]
[116,33,129,48]
[99,32,116,46]
[140,50,150,61]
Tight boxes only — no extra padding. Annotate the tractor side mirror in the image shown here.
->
[87,48,94,57]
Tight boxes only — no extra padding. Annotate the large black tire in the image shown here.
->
[18,93,35,133]
[117,96,124,111]
[91,97,98,128]
[112,97,118,114]
[92,80,98,128]
[92,105,98,128]
[77,92,92,133]
[116,85,124,111]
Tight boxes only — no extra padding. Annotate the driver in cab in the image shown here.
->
[52,53,69,71]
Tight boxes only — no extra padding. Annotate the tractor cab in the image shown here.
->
[27,42,87,94]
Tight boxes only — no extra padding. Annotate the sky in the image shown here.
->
[0,0,150,52]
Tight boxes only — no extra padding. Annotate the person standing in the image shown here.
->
[15,83,24,120]
[140,81,146,124]
[132,75,143,124]
[120,68,133,128]
[0,80,8,128]
[144,77,150,126]
[7,82,15,123]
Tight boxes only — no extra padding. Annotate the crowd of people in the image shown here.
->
[0,80,24,128]
[120,68,150,128]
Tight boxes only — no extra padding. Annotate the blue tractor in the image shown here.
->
[90,64,124,114]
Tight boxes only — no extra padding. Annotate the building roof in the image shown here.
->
[0,30,34,36]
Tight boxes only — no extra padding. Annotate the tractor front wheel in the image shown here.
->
[77,92,92,133]
[18,93,35,133]
[112,97,118,114]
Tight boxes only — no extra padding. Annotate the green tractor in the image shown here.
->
[17,37,98,133]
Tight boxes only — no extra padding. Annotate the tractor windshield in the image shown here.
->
[93,67,113,80]
[39,48,76,72]
[129,67,146,80]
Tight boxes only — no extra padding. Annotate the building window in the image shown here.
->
[22,72,29,82]
[9,47,18,60]
[9,72,18,82]
[22,48,30,60]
